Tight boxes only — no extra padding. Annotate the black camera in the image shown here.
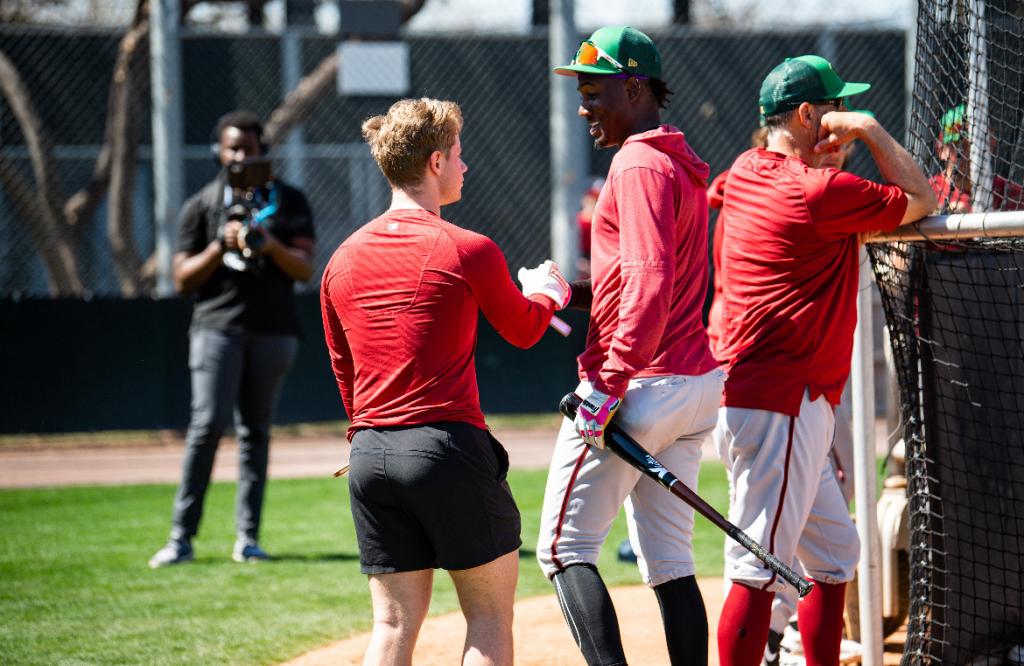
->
[226,158,272,190]
[224,159,274,258]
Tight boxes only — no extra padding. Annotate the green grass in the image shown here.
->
[0,465,730,665]
[0,415,563,450]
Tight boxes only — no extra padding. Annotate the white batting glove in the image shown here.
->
[573,385,621,450]
[517,260,571,309]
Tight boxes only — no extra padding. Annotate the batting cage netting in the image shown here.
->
[867,1,1024,663]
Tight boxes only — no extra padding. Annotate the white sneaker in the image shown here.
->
[780,623,802,655]
[148,539,194,568]
[232,538,270,563]
[774,636,862,666]
[839,639,863,664]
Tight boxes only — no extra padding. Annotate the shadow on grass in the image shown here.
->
[267,552,361,563]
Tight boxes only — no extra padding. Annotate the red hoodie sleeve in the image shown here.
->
[456,231,556,349]
[594,166,677,397]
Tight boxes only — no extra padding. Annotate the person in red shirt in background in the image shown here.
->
[706,126,768,356]
[575,177,605,279]
[713,55,936,666]
[320,97,570,666]
[537,26,723,666]
[930,102,1024,213]
[930,103,973,213]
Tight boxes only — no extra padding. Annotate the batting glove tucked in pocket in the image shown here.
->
[517,260,571,309]
[573,386,621,450]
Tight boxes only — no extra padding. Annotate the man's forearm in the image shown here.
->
[862,124,938,223]
[265,235,315,282]
[173,245,223,294]
[567,279,592,311]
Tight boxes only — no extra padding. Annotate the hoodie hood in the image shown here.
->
[623,124,710,188]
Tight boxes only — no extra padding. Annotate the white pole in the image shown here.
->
[867,209,1024,242]
[280,8,305,187]
[150,0,185,297]
[549,0,584,279]
[968,0,993,213]
[852,245,883,665]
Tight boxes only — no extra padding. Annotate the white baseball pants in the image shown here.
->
[714,390,860,593]
[537,369,725,587]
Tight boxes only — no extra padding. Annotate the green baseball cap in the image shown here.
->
[553,26,661,79]
[940,103,967,144]
[758,55,871,117]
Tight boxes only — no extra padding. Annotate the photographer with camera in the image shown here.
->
[149,110,316,568]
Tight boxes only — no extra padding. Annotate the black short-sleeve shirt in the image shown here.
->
[176,176,316,336]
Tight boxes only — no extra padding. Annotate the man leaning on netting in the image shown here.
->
[149,110,317,568]
[711,55,937,665]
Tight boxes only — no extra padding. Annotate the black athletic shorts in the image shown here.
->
[348,421,521,574]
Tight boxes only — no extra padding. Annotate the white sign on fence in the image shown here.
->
[337,41,409,96]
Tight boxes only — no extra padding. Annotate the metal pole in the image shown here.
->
[150,0,185,297]
[867,209,1024,242]
[549,0,584,278]
[280,8,305,186]
[968,0,993,212]
[852,245,883,665]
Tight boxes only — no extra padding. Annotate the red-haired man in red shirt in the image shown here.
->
[320,98,569,665]
[712,56,936,666]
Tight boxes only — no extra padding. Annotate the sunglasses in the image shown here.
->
[572,40,625,71]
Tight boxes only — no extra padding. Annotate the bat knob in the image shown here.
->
[798,579,814,598]
[559,392,582,420]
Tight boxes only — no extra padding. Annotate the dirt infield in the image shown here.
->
[284,580,725,666]
[2,422,903,664]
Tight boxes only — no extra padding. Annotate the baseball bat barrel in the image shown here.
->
[558,392,813,598]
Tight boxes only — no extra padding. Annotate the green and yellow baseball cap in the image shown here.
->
[758,55,871,117]
[553,26,661,79]
[940,103,967,144]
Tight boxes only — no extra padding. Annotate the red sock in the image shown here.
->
[797,579,847,666]
[717,582,774,666]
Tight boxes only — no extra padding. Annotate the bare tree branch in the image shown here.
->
[264,0,427,146]
[264,53,338,146]
[398,0,428,23]
[0,48,83,296]
[106,6,151,295]
[0,153,83,295]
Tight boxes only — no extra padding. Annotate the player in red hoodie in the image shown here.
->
[537,27,723,665]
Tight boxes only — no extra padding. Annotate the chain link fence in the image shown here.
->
[0,6,905,299]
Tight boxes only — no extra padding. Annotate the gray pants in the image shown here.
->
[170,328,298,542]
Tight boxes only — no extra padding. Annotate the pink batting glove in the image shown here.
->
[573,387,621,449]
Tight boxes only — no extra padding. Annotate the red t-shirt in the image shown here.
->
[706,169,729,355]
[716,149,908,416]
[320,208,555,438]
[578,125,719,397]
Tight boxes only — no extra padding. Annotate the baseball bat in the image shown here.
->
[549,315,572,337]
[560,392,813,598]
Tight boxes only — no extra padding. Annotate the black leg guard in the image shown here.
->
[551,563,628,665]
[653,575,708,666]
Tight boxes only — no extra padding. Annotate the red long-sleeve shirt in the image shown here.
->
[579,125,719,397]
[321,208,556,439]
